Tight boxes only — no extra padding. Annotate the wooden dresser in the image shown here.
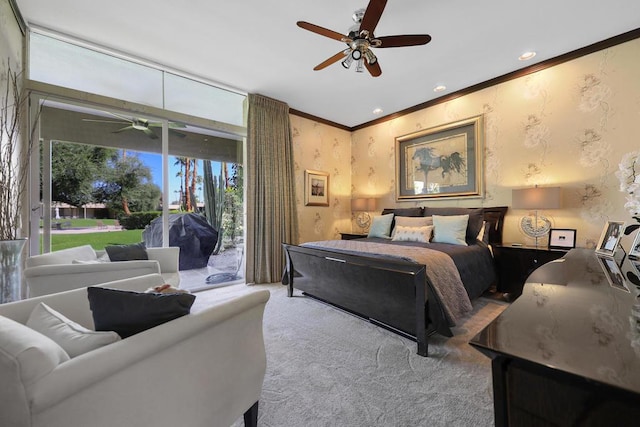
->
[470,248,640,426]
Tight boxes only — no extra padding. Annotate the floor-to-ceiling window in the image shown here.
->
[27,29,246,290]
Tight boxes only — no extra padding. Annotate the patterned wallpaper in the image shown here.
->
[290,115,353,243]
[293,37,640,249]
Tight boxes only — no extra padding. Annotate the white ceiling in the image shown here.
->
[13,0,640,128]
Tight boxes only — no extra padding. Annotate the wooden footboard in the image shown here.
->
[282,243,452,357]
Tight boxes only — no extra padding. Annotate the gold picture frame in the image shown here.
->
[396,115,484,200]
[304,170,329,206]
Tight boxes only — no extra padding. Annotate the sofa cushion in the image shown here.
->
[0,315,70,389]
[26,245,97,267]
[105,242,148,262]
[87,287,196,338]
[26,302,120,358]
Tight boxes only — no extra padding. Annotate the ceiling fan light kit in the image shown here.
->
[297,0,431,77]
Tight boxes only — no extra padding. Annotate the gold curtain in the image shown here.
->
[246,94,299,283]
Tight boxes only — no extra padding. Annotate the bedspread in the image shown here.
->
[302,240,473,324]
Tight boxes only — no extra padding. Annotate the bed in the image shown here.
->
[282,206,508,357]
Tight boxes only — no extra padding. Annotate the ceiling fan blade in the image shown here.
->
[297,21,348,42]
[148,121,187,129]
[142,128,159,139]
[169,129,187,138]
[314,51,348,71]
[365,60,382,77]
[360,0,387,34]
[107,111,135,123]
[82,119,130,124]
[376,35,432,48]
[113,125,134,133]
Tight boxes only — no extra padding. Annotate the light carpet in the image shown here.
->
[193,283,508,427]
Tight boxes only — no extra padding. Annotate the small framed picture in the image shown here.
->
[596,255,630,292]
[548,228,576,249]
[629,231,640,259]
[304,170,329,207]
[595,220,625,257]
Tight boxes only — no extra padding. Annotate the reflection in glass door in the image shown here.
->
[31,98,244,291]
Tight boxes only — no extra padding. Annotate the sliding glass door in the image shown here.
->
[30,97,244,290]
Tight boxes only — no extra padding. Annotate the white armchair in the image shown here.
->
[0,274,270,427]
[24,245,181,297]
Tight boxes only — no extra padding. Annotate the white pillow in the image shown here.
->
[26,302,121,358]
[477,220,487,242]
[367,213,394,239]
[432,214,469,246]
[0,315,69,388]
[392,216,433,238]
[392,225,434,243]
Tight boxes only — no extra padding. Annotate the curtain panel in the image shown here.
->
[246,94,299,283]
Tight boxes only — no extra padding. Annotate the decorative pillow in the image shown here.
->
[0,315,69,388]
[392,225,434,243]
[26,302,120,358]
[394,216,433,228]
[432,214,469,246]
[392,216,433,238]
[477,221,487,243]
[105,242,148,261]
[367,213,394,239]
[87,287,196,338]
[423,207,484,243]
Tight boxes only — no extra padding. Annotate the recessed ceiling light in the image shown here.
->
[519,51,537,61]
[372,108,383,115]
[433,85,446,92]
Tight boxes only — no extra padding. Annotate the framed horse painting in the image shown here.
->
[395,115,484,200]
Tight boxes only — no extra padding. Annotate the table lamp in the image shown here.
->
[512,185,561,248]
[351,198,378,233]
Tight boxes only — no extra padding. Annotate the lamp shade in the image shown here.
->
[351,198,377,211]
[512,186,561,210]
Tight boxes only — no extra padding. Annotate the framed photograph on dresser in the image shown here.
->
[595,221,625,257]
[548,228,577,249]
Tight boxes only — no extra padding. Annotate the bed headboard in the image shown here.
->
[380,205,508,246]
[482,206,508,246]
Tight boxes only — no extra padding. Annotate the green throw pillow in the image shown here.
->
[432,214,469,246]
[367,213,394,239]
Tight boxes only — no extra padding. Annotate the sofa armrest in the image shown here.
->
[25,260,161,297]
[30,290,271,427]
[147,247,180,273]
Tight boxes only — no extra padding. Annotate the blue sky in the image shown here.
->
[138,152,222,205]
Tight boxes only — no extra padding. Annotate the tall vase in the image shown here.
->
[0,239,27,304]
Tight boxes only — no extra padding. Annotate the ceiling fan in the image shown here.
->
[297,0,431,77]
[83,112,187,139]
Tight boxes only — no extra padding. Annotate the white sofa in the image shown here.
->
[24,245,181,297]
[0,274,270,427]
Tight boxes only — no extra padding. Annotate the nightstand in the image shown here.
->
[340,232,367,240]
[493,244,569,299]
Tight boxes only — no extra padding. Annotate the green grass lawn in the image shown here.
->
[50,230,143,251]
